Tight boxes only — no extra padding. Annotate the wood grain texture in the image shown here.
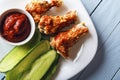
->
[81,0,102,15]
[112,68,120,80]
[0,73,5,80]
[77,0,120,80]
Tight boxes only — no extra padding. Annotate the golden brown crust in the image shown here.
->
[25,0,63,23]
[50,23,89,58]
[38,11,77,34]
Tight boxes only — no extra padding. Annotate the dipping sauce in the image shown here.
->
[1,12,31,42]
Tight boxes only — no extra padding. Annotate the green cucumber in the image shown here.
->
[44,64,58,80]
[0,29,41,72]
[6,40,50,80]
[19,50,57,80]
[41,54,60,80]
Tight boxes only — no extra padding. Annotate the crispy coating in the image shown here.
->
[25,0,62,23]
[38,11,77,35]
[50,23,89,58]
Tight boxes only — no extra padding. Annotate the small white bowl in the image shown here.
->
[0,8,35,45]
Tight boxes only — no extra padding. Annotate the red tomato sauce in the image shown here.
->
[1,12,31,42]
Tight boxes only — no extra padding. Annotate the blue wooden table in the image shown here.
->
[0,0,120,80]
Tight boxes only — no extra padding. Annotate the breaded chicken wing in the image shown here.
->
[50,23,89,58]
[38,11,77,35]
[25,0,62,23]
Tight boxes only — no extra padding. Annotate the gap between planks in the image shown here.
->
[110,21,120,80]
[90,0,103,16]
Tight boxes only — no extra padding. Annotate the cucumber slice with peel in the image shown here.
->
[19,50,57,80]
[6,40,50,80]
[41,54,60,80]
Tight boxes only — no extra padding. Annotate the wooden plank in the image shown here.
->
[77,0,120,80]
[81,0,102,15]
[91,0,120,48]
[0,73,5,80]
[112,68,120,80]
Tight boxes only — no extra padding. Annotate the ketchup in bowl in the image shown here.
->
[0,9,35,45]
[1,12,31,42]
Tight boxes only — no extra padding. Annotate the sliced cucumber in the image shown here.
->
[19,50,57,80]
[44,64,58,80]
[6,40,50,80]
[41,54,60,80]
[0,29,41,72]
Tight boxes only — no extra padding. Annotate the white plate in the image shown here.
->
[0,0,98,80]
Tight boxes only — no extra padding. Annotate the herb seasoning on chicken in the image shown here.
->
[50,23,88,58]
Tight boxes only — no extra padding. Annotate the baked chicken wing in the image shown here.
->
[25,0,62,23]
[38,11,77,35]
[50,23,89,58]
